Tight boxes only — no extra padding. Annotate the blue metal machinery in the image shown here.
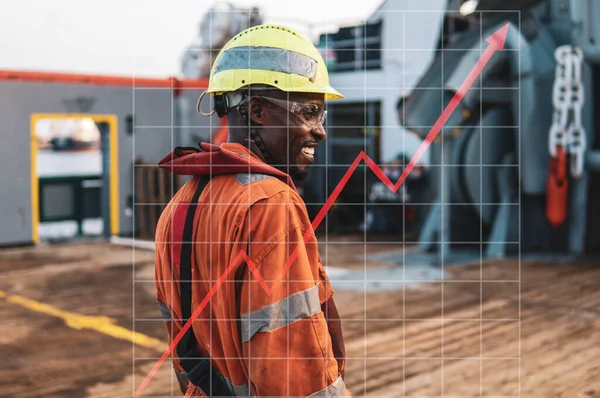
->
[398,0,600,260]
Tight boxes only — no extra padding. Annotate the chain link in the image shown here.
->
[548,45,586,178]
[549,46,570,157]
[568,47,586,177]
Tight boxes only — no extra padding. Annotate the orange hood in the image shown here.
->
[158,142,297,191]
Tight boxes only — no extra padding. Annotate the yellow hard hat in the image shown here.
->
[206,24,343,101]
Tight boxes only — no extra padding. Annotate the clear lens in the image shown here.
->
[260,96,326,128]
[299,104,325,126]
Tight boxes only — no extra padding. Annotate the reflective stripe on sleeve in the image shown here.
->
[222,377,253,397]
[240,284,321,343]
[308,376,348,397]
[232,382,253,397]
[156,300,173,321]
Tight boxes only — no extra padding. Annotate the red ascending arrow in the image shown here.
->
[136,22,510,396]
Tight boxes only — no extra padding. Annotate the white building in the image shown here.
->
[324,0,448,164]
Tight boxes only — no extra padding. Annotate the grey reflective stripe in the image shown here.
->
[233,382,253,397]
[308,376,348,397]
[240,284,321,343]
[156,300,173,321]
[213,46,318,80]
[224,376,253,397]
[174,369,189,387]
[222,376,238,395]
[235,173,274,186]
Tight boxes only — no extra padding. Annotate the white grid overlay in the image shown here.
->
[132,8,522,398]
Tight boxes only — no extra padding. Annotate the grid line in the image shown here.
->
[132,9,523,397]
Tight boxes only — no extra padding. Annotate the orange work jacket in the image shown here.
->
[154,142,349,397]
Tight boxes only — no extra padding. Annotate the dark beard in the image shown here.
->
[273,164,308,181]
[290,167,308,181]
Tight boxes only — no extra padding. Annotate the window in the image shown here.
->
[317,21,383,73]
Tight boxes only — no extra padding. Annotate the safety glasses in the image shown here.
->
[259,96,327,128]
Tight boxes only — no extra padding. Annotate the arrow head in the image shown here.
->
[486,22,510,51]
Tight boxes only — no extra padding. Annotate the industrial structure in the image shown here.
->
[398,0,600,257]
[0,72,222,246]
[181,2,263,79]
[3,2,600,397]
[2,0,600,260]
[307,0,600,258]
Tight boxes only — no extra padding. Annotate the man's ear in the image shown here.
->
[248,97,264,125]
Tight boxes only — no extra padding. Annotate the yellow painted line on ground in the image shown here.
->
[0,290,165,352]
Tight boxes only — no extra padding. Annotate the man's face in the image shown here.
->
[249,91,326,181]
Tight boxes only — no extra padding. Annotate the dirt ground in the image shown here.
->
[0,238,599,397]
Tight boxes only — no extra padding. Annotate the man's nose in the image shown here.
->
[311,123,327,141]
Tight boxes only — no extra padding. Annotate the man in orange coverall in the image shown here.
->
[154,24,350,397]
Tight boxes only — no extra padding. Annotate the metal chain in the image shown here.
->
[548,45,586,178]
[549,46,571,157]
[567,47,585,178]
